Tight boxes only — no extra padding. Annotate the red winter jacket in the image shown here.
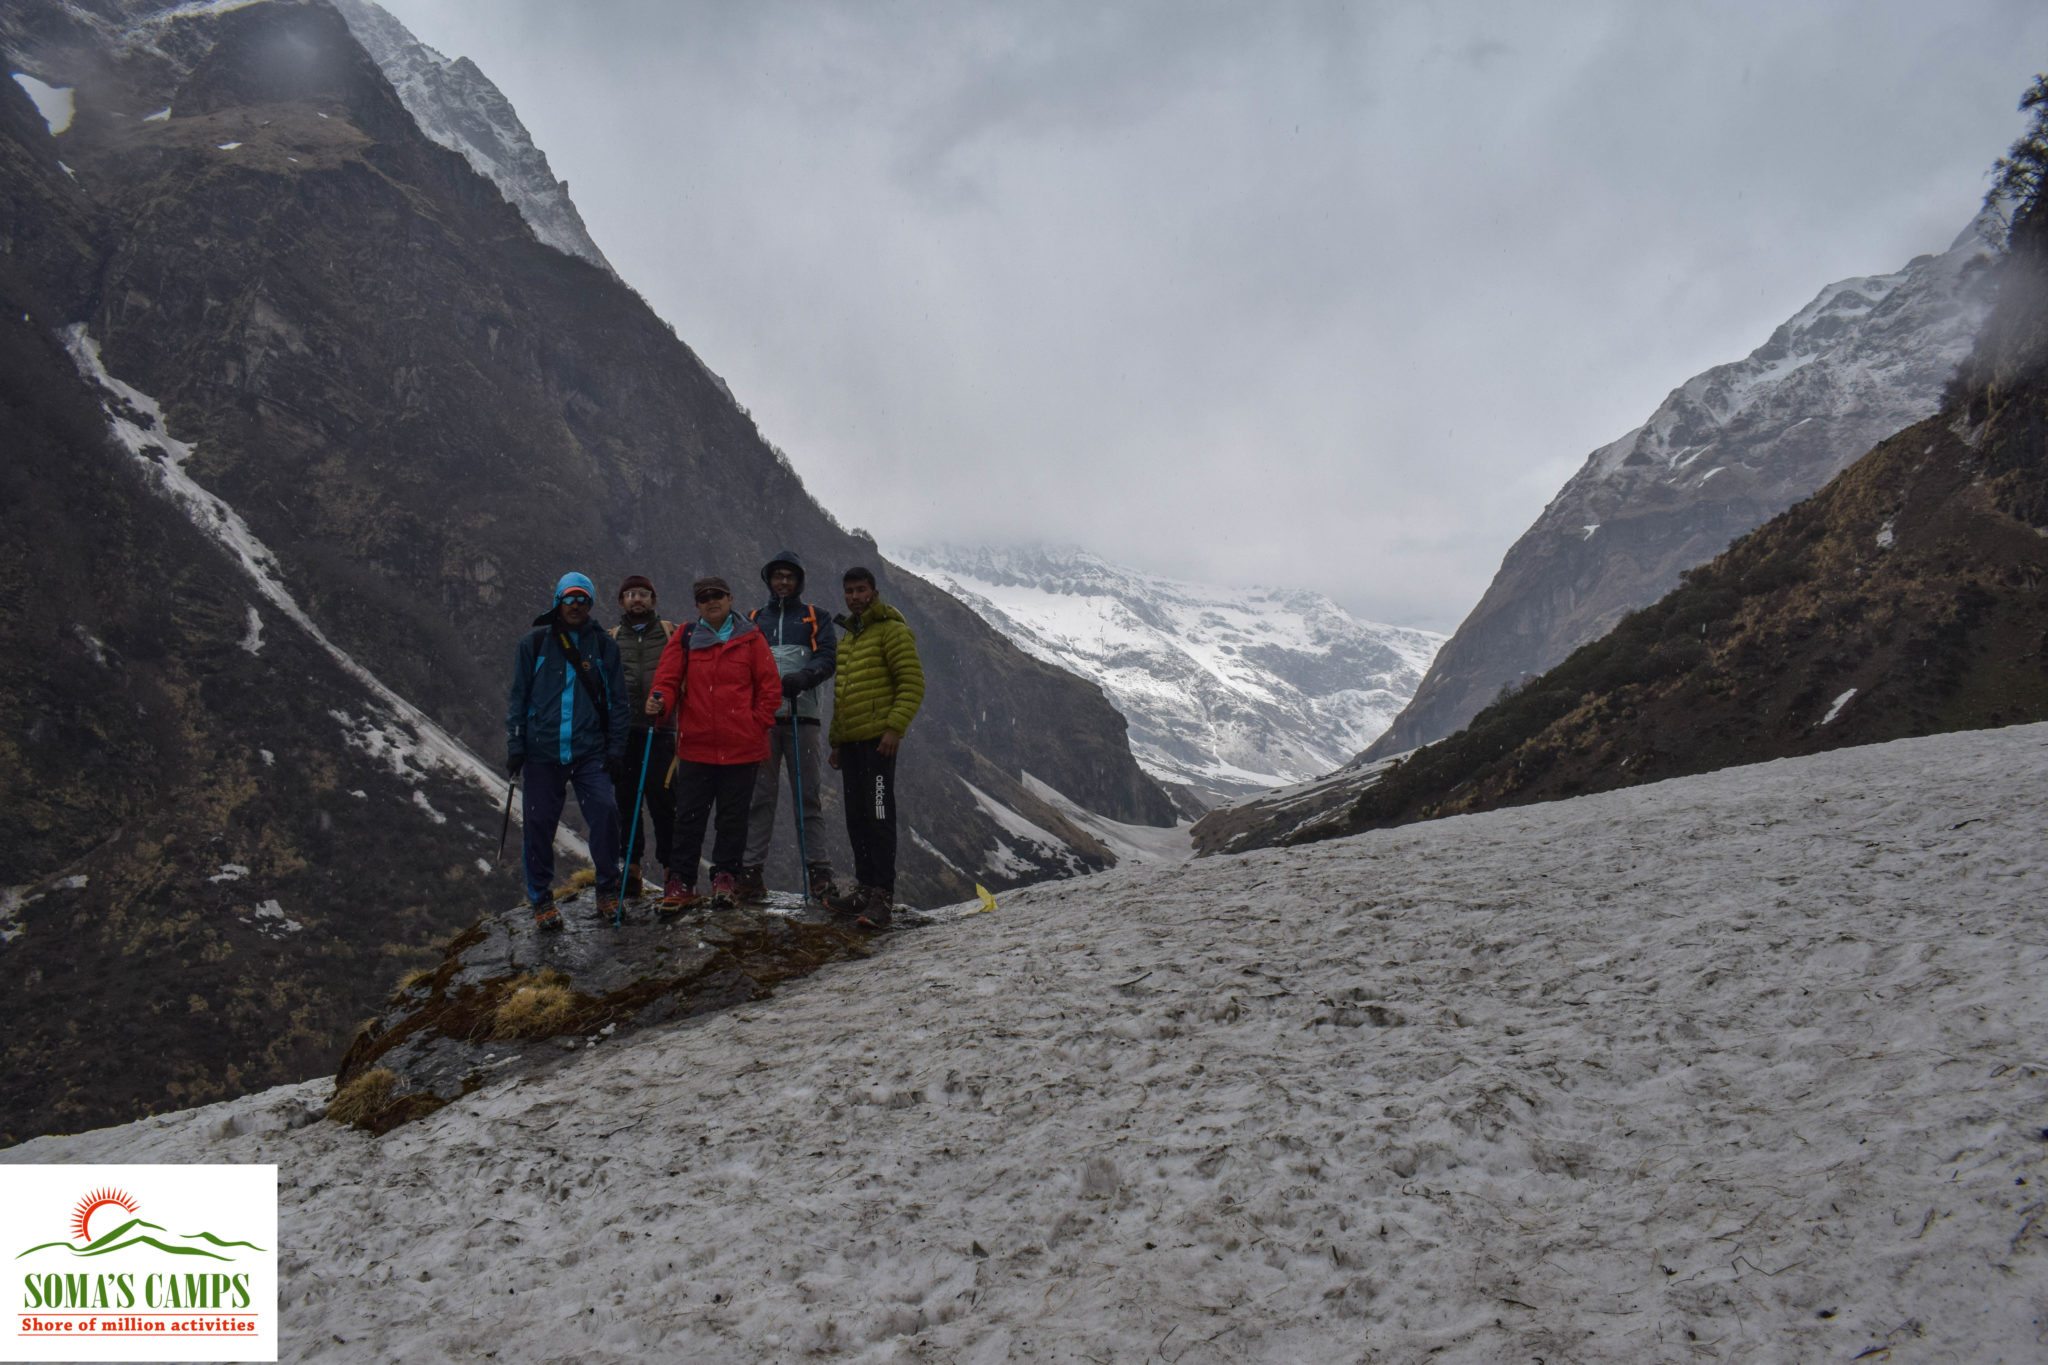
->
[647,615,782,765]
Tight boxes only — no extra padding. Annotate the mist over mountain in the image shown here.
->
[904,544,1441,809]
[1367,206,2007,761]
[1202,168,2048,855]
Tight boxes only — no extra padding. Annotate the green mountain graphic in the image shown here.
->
[15,1217,263,1261]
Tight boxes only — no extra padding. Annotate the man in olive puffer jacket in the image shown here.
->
[827,566,925,927]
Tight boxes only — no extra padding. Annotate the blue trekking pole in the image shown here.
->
[617,733,654,928]
[788,721,813,905]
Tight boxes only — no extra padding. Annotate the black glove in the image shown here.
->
[607,757,627,790]
[506,754,524,779]
[780,675,803,700]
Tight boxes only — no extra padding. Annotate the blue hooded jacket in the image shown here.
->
[506,574,629,765]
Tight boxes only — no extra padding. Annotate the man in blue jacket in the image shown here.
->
[506,572,629,930]
[739,549,838,903]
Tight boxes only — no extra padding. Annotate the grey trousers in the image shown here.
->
[743,721,828,869]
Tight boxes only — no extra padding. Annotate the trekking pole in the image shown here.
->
[788,720,812,905]
[617,734,654,929]
[497,774,517,862]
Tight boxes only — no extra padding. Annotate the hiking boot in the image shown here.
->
[734,865,768,904]
[806,863,837,903]
[591,891,622,923]
[658,891,706,920]
[661,871,689,905]
[623,865,645,899]
[709,870,738,909]
[532,900,563,933]
[853,885,895,932]
[823,882,866,919]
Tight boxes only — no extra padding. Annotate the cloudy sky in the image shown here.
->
[382,0,2046,630]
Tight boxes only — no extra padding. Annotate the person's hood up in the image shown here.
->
[534,572,598,628]
[759,549,805,594]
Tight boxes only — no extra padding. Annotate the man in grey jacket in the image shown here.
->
[739,550,838,901]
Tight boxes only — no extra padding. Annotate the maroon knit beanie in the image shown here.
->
[618,574,656,600]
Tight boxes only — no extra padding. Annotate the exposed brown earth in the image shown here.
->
[331,891,879,1136]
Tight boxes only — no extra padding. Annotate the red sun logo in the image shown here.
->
[72,1187,139,1242]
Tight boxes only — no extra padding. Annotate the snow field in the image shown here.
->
[10,723,2048,1361]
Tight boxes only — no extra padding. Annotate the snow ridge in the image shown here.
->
[904,544,1443,802]
[61,325,580,854]
[328,0,613,274]
[1565,206,2004,508]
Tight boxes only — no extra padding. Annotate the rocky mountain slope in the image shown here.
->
[14,720,2048,1360]
[905,544,1442,808]
[0,0,1172,1142]
[1365,206,2006,761]
[1280,167,2048,846]
[327,0,611,273]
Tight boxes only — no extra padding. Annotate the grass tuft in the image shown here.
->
[492,969,579,1040]
[328,1069,396,1126]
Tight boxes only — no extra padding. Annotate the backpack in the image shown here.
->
[610,618,679,642]
[749,602,820,651]
[528,621,613,738]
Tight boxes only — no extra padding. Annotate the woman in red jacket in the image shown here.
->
[645,576,783,911]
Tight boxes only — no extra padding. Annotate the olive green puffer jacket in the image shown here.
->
[829,600,925,745]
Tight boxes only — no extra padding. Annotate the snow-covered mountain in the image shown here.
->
[903,545,1443,806]
[330,0,612,272]
[1367,205,2006,759]
[17,721,2048,1361]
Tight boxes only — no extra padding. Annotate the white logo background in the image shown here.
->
[1,1165,277,1362]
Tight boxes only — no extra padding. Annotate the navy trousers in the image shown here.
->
[521,754,622,903]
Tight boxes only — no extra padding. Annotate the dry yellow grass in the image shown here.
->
[557,867,597,894]
[491,969,579,1040]
[328,1068,396,1126]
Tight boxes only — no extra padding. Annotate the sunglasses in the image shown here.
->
[695,590,730,604]
[560,593,592,605]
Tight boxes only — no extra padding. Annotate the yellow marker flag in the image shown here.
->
[972,883,998,916]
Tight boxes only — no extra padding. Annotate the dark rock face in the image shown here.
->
[1187,756,1395,857]
[0,0,1169,1142]
[327,0,613,273]
[332,891,876,1135]
[1366,212,2004,762]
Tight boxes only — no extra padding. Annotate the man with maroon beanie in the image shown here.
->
[611,574,678,898]
[645,577,782,910]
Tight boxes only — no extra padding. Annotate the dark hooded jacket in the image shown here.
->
[749,549,838,724]
[507,608,629,765]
